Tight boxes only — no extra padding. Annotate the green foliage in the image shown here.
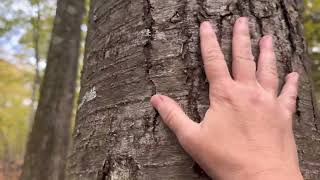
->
[0,0,90,162]
[0,0,56,60]
[304,0,320,99]
[0,59,33,160]
[19,1,55,60]
[0,0,29,36]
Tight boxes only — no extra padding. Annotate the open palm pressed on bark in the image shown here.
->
[151,18,303,180]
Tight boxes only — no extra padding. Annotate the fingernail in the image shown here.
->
[150,94,164,109]
[292,72,299,80]
[238,17,248,25]
[201,21,212,29]
[287,72,299,82]
[265,35,272,41]
[261,35,273,47]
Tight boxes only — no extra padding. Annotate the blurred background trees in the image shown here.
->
[0,0,88,179]
[20,0,85,179]
[304,0,320,98]
[0,1,56,178]
[0,0,319,179]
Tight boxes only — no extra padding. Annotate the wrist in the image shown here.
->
[246,168,303,180]
[226,167,303,180]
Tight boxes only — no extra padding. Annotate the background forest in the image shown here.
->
[0,0,319,179]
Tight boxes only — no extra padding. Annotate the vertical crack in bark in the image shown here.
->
[182,0,202,123]
[217,12,233,45]
[143,0,159,139]
[143,0,156,95]
[310,89,320,134]
[97,157,111,180]
[196,0,211,29]
[152,111,160,135]
[280,0,320,132]
[248,0,264,36]
[196,0,206,22]
[183,1,210,176]
[280,1,295,62]
[296,97,302,124]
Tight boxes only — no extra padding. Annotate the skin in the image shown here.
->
[150,17,304,180]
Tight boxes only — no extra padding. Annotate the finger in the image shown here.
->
[232,17,256,83]
[278,72,299,113]
[200,21,232,84]
[150,94,199,137]
[257,35,279,95]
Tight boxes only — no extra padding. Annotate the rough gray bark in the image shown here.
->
[68,0,320,179]
[20,0,85,180]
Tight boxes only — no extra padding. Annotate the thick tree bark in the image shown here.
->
[20,0,85,180]
[68,0,320,179]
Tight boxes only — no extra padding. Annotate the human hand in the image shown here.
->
[150,17,303,180]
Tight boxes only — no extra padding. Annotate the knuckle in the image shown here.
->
[268,65,278,76]
[204,49,224,62]
[220,80,233,89]
[178,128,196,145]
[264,64,278,78]
[279,96,297,114]
[163,107,176,127]
[268,73,279,82]
[235,54,254,62]
[247,90,264,105]
[211,81,234,103]
[287,95,298,105]
[281,105,295,119]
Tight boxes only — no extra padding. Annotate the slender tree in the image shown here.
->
[29,0,41,126]
[68,0,320,179]
[21,0,85,179]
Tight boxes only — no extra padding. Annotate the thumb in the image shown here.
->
[278,72,299,113]
[150,94,199,137]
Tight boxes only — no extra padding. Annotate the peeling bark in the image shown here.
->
[68,0,320,179]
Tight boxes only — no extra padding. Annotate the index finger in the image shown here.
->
[200,22,231,84]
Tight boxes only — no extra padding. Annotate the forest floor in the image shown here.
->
[0,160,22,180]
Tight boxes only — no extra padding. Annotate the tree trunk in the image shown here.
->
[21,0,85,180]
[67,0,320,179]
[29,0,41,126]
